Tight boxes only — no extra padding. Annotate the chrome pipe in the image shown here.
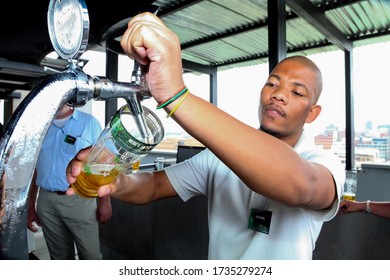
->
[0,71,89,259]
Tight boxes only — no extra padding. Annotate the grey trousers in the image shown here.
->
[37,188,102,260]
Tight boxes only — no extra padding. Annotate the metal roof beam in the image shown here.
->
[286,0,352,52]
[159,0,204,17]
[182,59,216,75]
[0,91,21,99]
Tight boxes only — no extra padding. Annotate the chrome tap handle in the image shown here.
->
[131,61,147,86]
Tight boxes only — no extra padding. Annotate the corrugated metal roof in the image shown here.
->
[152,0,390,70]
[1,0,389,95]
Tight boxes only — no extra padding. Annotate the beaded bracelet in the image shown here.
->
[156,86,188,109]
[166,89,190,118]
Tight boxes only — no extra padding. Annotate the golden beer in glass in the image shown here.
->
[72,105,164,198]
[342,193,356,201]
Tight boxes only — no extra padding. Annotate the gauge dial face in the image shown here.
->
[47,0,89,59]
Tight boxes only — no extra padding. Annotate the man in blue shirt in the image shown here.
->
[27,104,112,259]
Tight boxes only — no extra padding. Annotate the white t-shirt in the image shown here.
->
[164,131,345,259]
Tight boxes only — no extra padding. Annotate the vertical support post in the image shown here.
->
[209,69,218,106]
[105,41,119,125]
[345,50,355,170]
[267,0,287,72]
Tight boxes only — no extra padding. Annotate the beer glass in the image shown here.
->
[71,105,164,198]
[342,169,357,201]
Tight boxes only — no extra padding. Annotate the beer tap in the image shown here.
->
[127,61,152,141]
[91,61,152,141]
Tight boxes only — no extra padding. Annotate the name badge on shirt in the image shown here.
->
[64,135,76,145]
[248,208,272,234]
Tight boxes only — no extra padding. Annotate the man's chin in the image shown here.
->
[259,125,281,137]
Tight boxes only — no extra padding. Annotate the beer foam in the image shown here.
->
[88,164,116,175]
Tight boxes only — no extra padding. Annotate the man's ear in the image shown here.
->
[305,105,322,124]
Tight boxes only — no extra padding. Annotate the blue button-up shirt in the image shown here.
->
[36,110,102,192]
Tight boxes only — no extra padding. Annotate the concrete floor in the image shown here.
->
[28,227,82,260]
[28,227,50,260]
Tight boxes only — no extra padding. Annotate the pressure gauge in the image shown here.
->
[47,0,89,60]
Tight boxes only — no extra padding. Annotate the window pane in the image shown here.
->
[309,51,346,166]
[353,41,390,167]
